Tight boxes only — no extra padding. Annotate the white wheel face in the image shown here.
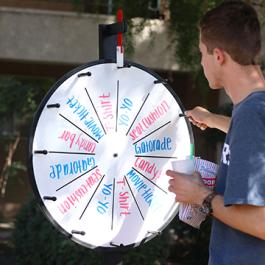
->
[29,62,193,249]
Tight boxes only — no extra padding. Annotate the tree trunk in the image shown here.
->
[0,135,20,197]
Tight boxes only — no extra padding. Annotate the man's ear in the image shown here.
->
[213,48,225,65]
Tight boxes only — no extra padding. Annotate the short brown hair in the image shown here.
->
[199,1,261,65]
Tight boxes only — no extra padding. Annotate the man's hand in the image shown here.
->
[185,106,231,133]
[167,170,211,205]
[185,106,212,130]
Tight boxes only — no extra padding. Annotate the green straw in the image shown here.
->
[190,143,194,159]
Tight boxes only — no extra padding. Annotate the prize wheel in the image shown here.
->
[28,60,194,249]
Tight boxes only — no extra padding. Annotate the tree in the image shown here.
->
[110,0,265,70]
[0,76,53,197]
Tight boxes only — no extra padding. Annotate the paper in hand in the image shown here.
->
[173,157,218,228]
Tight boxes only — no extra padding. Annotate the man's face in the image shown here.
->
[199,37,222,89]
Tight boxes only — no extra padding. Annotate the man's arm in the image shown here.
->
[211,195,265,240]
[185,106,231,133]
[167,170,265,240]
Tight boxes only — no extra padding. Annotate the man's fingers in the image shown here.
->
[184,110,208,130]
[184,110,192,117]
[166,169,190,178]
[166,169,173,175]
[168,178,174,186]
[166,169,176,177]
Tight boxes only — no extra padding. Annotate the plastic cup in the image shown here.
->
[171,158,195,175]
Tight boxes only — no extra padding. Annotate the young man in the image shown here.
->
[167,1,265,264]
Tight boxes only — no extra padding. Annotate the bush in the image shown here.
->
[13,199,211,265]
[13,199,100,265]
[12,199,174,265]
[167,219,211,265]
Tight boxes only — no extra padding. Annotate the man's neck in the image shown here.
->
[223,64,265,105]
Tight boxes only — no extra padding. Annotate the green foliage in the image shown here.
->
[6,161,27,178]
[13,199,100,265]
[0,76,54,197]
[0,76,53,133]
[169,0,265,70]
[113,0,150,19]
[169,0,223,71]
[168,219,211,265]
[70,0,82,4]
